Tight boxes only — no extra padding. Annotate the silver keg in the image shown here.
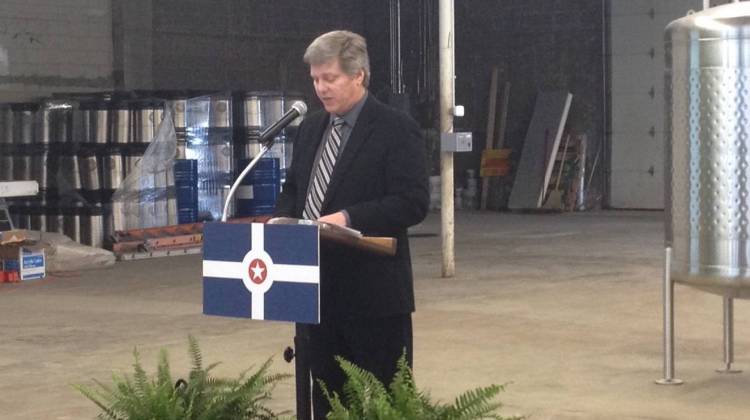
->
[666,3,750,297]
[50,103,72,144]
[134,101,164,143]
[110,199,127,233]
[80,206,104,247]
[0,155,12,181]
[242,93,266,129]
[111,102,131,144]
[39,107,52,144]
[86,102,110,144]
[60,153,82,190]
[31,150,50,190]
[242,91,304,132]
[63,204,82,243]
[125,150,141,178]
[169,98,187,159]
[11,103,38,145]
[209,97,231,128]
[103,149,124,190]
[13,153,31,181]
[79,153,101,191]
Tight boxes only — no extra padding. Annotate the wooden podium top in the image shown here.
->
[266,217,397,256]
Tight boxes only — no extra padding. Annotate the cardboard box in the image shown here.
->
[0,230,30,245]
[0,244,45,281]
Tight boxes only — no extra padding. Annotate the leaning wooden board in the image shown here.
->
[508,91,572,210]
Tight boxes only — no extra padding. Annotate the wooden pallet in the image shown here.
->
[111,216,270,259]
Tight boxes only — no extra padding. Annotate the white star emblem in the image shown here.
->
[250,260,266,283]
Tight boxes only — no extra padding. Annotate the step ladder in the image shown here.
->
[0,197,13,231]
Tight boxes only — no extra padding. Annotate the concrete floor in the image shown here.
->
[2,211,750,419]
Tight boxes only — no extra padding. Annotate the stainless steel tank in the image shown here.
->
[666,2,750,297]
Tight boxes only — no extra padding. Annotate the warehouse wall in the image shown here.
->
[0,0,391,106]
[449,0,606,204]
[149,0,390,106]
[112,0,153,90]
[0,0,114,102]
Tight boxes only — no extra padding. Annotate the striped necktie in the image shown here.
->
[303,117,346,220]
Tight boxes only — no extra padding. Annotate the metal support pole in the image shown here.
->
[290,324,312,419]
[656,247,683,385]
[439,0,455,278]
[716,296,742,374]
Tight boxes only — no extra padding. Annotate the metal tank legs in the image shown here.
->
[657,247,683,385]
[657,248,744,384]
[716,297,742,374]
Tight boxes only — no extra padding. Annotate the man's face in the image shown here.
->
[310,59,365,115]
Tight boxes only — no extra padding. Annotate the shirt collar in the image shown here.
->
[332,91,368,127]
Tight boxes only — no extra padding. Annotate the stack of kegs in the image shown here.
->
[234,91,303,217]
[1,93,181,247]
[1,89,306,246]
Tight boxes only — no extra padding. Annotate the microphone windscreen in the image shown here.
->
[291,101,307,116]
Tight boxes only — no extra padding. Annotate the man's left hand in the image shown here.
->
[318,211,348,226]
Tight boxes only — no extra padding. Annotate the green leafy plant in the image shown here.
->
[322,355,523,420]
[75,336,291,420]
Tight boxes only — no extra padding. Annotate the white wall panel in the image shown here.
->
[609,0,699,208]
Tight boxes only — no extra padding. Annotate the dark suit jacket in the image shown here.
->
[274,95,429,320]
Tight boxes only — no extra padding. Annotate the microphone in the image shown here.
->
[259,101,307,146]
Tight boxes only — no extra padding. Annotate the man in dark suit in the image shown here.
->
[274,30,429,418]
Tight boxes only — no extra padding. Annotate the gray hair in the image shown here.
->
[304,30,370,88]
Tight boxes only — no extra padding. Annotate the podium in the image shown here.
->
[203,218,396,419]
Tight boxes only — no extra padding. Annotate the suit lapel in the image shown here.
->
[322,95,378,211]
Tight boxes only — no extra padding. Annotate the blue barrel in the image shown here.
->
[236,158,280,216]
[174,159,198,224]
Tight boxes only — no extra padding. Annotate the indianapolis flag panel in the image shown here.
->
[202,222,320,324]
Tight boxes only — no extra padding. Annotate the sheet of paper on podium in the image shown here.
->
[267,217,397,256]
[202,222,320,324]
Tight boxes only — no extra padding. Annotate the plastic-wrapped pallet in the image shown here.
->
[185,94,234,221]
[111,107,177,231]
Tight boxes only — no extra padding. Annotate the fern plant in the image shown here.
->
[75,335,291,420]
[322,355,522,420]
